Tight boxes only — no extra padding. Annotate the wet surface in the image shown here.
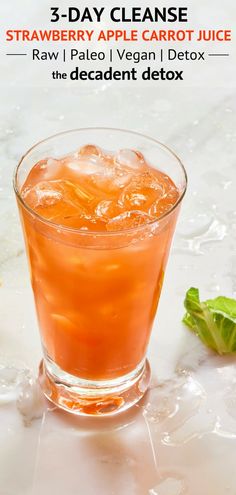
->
[1,355,236,494]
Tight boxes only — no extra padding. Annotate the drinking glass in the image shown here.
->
[14,128,187,416]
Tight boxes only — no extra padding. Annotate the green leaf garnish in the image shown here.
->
[183,287,236,354]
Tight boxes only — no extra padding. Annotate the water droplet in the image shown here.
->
[176,218,227,255]
[163,409,216,446]
[0,366,29,404]
[17,378,45,426]
[178,212,213,238]
[149,476,186,495]
[206,283,221,293]
[223,180,232,190]
[143,376,205,426]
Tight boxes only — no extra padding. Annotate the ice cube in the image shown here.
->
[22,181,63,208]
[95,200,122,219]
[21,144,180,231]
[149,186,179,217]
[136,170,166,191]
[79,144,102,160]
[0,366,29,404]
[90,169,121,195]
[124,192,147,206]
[119,172,165,211]
[149,201,175,217]
[21,158,63,186]
[113,171,133,189]
[106,210,155,231]
[66,158,102,175]
[62,144,104,175]
[44,158,64,180]
[17,378,45,425]
[114,149,144,171]
[22,179,92,227]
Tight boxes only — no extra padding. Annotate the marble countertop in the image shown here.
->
[1,1,236,493]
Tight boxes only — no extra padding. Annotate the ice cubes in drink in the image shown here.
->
[22,181,63,208]
[79,144,102,159]
[95,200,121,219]
[65,145,103,175]
[119,171,165,211]
[21,144,180,231]
[114,149,145,171]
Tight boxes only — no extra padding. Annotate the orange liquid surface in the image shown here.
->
[20,145,180,379]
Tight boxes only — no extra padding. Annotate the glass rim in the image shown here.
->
[13,127,188,236]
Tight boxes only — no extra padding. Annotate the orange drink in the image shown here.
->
[14,129,187,415]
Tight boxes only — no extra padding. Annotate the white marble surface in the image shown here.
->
[1,1,236,493]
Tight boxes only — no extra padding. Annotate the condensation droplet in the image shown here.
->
[149,476,186,495]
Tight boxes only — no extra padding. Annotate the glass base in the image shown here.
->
[38,357,150,416]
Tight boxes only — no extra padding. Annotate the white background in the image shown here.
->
[1,0,236,87]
